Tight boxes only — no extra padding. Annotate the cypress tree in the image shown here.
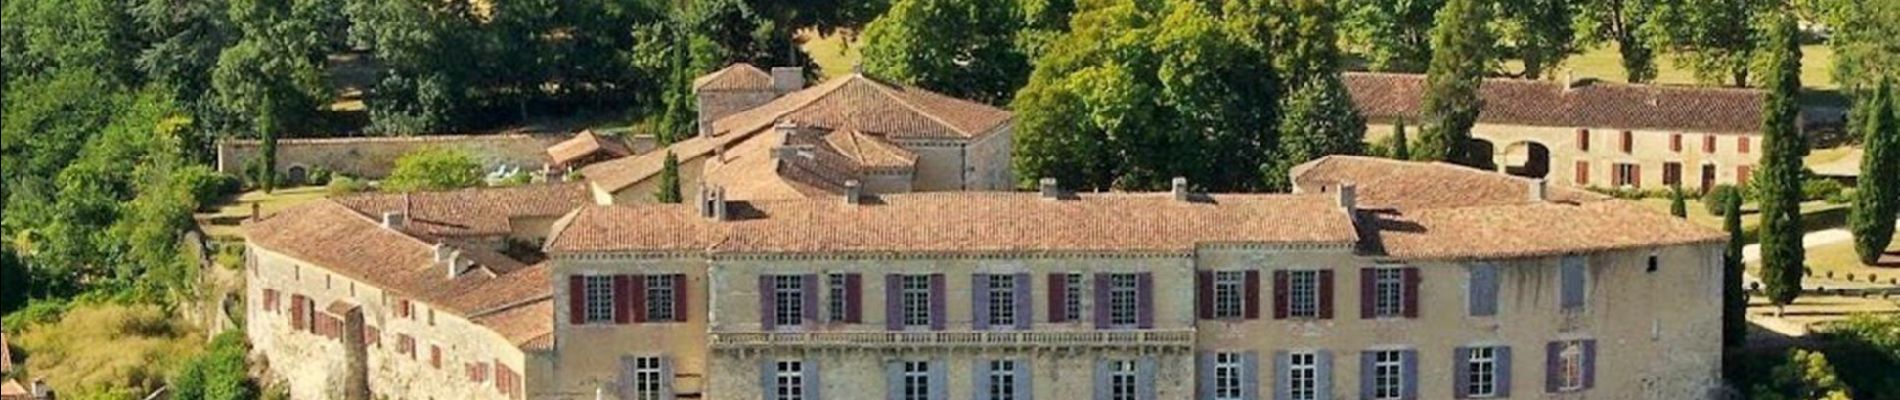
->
[1671,185,1689,218]
[1722,190,1747,349]
[1393,119,1412,160]
[259,124,278,193]
[656,152,683,203]
[1755,10,1806,311]
[1416,0,1493,168]
[1852,79,1899,265]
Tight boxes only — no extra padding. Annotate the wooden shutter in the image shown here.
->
[1016,360,1034,400]
[1561,257,1586,310]
[804,359,821,400]
[1576,129,1590,151]
[1469,264,1499,317]
[672,274,689,322]
[1401,267,1421,319]
[1738,136,1751,153]
[974,273,992,330]
[1014,273,1033,330]
[1137,357,1158,400]
[1620,131,1633,153]
[1272,352,1290,400]
[568,276,586,325]
[1196,271,1214,320]
[845,273,863,323]
[1198,353,1215,399]
[1092,360,1111,400]
[759,360,777,400]
[929,274,947,331]
[1496,347,1514,397]
[1670,133,1683,152]
[1544,342,1561,393]
[1632,164,1643,187]
[1315,351,1334,400]
[1137,273,1155,329]
[1242,352,1260,400]
[1359,268,1376,319]
[1358,352,1376,400]
[1704,135,1717,153]
[1574,161,1590,185]
[1244,270,1261,320]
[616,275,636,324]
[1048,273,1067,323]
[291,294,306,331]
[1272,271,1290,320]
[802,274,820,325]
[1453,347,1472,399]
[1401,350,1419,399]
[758,275,776,331]
[1582,340,1598,389]
[1093,273,1111,329]
[978,360,996,400]
[928,359,949,400]
[886,274,904,330]
[1317,270,1335,319]
[885,362,905,400]
[1738,165,1752,185]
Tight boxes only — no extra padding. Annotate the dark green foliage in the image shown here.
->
[1852,80,1900,265]
[170,331,255,400]
[384,148,484,192]
[1576,0,1660,83]
[656,152,684,204]
[1671,186,1689,218]
[860,0,1031,106]
[1415,0,1491,167]
[1805,0,1899,91]
[1392,119,1412,160]
[1706,184,1744,216]
[1496,0,1579,79]
[1645,0,1774,87]
[682,0,810,72]
[1272,0,1343,88]
[1267,77,1366,191]
[654,21,698,147]
[1802,178,1846,202]
[1339,0,1442,73]
[1722,190,1745,349]
[1754,10,1806,308]
[1746,349,1853,400]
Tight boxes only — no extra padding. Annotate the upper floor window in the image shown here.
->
[1064,273,1084,322]
[901,275,932,328]
[646,275,676,322]
[902,361,931,400]
[1213,353,1244,400]
[1466,347,1498,398]
[1289,270,1321,318]
[1373,269,1404,317]
[1213,271,1245,319]
[1108,360,1139,400]
[986,275,1017,327]
[1560,257,1587,311]
[1558,342,1586,391]
[584,276,615,323]
[774,276,805,327]
[1371,351,1404,400]
[1288,352,1318,400]
[1107,274,1139,327]
[631,357,664,400]
[827,274,848,322]
[775,360,805,400]
[988,360,1019,400]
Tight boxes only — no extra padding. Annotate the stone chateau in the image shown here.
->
[244,65,1736,400]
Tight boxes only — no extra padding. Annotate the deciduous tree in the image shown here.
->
[860,0,1031,105]
[1576,0,1660,83]
[1339,0,1442,73]
[384,148,484,192]
[1645,0,1774,87]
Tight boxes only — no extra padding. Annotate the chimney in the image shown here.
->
[1171,177,1190,202]
[844,180,863,205]
[442,249,473,278]
[697,184,729,221]
[1529,179,1549,202]
[381,211,408,229]
[1038,178,1061,200]
[1336,183,1357,211]
[31,378,47,398]
[432,243,451,263]
[771,67,805,94]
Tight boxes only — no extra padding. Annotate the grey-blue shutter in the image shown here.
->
[1242,352,1260,400]
[1452,348,1471,399]
[1272,352,1290,400]
[1468,264,1498,317]
[1315,351,1333,400]
[930,359,949,400]
[1495,346,1513,397]
[974,273,992,330]
[805,360,821,400]
[1014,273,1033,330]
[975,360,993,400]
[1561,257,1586,310]
[1198,353,1215,400]
[1017,360,1034,400]
[1093,360,1111,400]
[761,360,777,400]
[887,275,904,331]
[661,356,676,400]
[888,361,906,400]
[1582,340,1597,390]
[1544,342,1560,393]
[802,274,820,325]
[1401,350,1418,399]
[1358,352,1375,400]
[1137,357,1158,400]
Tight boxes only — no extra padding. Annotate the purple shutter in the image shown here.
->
[1453,347,1472,399]
[1544,342,1561,393]
[929,274,946,331]
[1496,346,1513,397]
[973,273,992,330]
[1318,270,1335,319]
[628,275,647,323]
[614,275,632,324]
[1136,273,1154,329]
[845,274,863,323]
[672,274,689,322]
[1582,340,1597,389]
[1244,270,1261,320]
[1196,271,1214,320]
[886,274,903,330]
[1013,273,1032,329]
[1401,350,1418,399]
[802,274,819,325]
[759,276,776,331]
[1273,271,1289,320]
[1048,273,1068,323]
[568,277,586,325]
[1092,273,1111,330]
[1360,268,1376,319]
[1402,268,1421,319]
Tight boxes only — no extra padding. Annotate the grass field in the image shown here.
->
[1803,239,1900,281]
[195,186,334,239]
[1559,44,1836,90]
[797,29,862,79]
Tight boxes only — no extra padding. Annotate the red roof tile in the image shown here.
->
[1345,72,1767,134]
[693,63,773,92]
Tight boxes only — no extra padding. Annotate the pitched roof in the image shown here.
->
[1344,72,1767,134]
[818,129,917,171]
[692,63,773,91]
[469,298,553,350]
[583,73,1011,193]
[546,192,1362,254]
[1290,155,1606,210]
[546,130,633,166]
[1362,200,1725,260]
[332,183,591,238]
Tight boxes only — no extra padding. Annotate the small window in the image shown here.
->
[1372,351,1404,400]
[1466,347,1498,398]
[1647,253,1660,273]
[987,275,1017,327]
[775,360,805,400]
[1063,273,1085,321]
[1107,274,1139,327]
[584,276,615,323]
[632,357,664,400]
[1109,360,1139,400]
[1373,268,1405,317]
[827,274,848,322]
[1214,353,1244,400]
[1289,271,1321,318]
[1213,271,1245,319]
[989,360,1018,400]
[1612,163,1639,188]
[1289,352,1318,400]
[646,275,676,322]
[1559,342,1586,391]
[773,276,805,327]
[901,275,932,328]
[902,361,931,400]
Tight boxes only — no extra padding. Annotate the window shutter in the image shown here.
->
[1093,273,1111,330]
[1092,359,1111,400]
[1272,351,1290,400]
[1739,136,1751,153]
[1401,268,1420,319]
[1738,165,1752,184]
[1244,270,1261,320]
[886,274,904,331]
[1242,351,1261,400]
[1137,356,1158,400]
[1544,342,1561,393]
[1197,271,1214,320]
[1401,350,1419,399]
[1197,353,1215,400]
[1315,351,1333,400]
[1561,257,1586,310]
[622,275,641,324]
[1705,135,1717,153]
[290,294,306,330]
[1359,268,1376,319]
[672,274,689,322]
[1318,270,1335,319]
[1014,274,1032,330]
[1632,164,1643,187]
[1048,273,1067,323]
[1137,273,1155,329]
[805,360,821,400]
[1620,130,1633,153]
[976,360,994,400]
[802,274,820,325]
[568,277,585,325]
[1575,161,1590,185]
[845,273,863,323]
[974,273,992,330]
[661,356,676,400]
[1495,346,1513,397]
[1453,347,1471,399]
[759,360,776,400]
[886,362,905,400]
[1359,352,1375,400]
[1469,264,1498,317]
[1671,133,1683,152]
[1582,340,1597,389]
[929,359,948,400]
[1017,361,1034,400]
[929,274,947,331]
[1272,271,1290,320]
[1576,129,1590,151]
[758,275,776,331]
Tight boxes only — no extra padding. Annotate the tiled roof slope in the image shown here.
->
[1344,72,1766,133]
[1,331,10,373]
[584,73,1011,193]
[1290,155,1606,209]
[546,192,1361,254]
[1365,201,1725,260]
[332,183,590,238]
[546,130,633,166]
[469,298,553,349]
[693,63,773,91]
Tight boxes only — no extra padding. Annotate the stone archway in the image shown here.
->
[1466,139,1499,171]
[286,165,309,186]
[1500,141,1552,179]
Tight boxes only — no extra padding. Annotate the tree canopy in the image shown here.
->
[1753,9,1806,309]
[860,0,1032,105]
[384,148,485,192]
[1414,0,1493,167]
[1851,79,1899,265]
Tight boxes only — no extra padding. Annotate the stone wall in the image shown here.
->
[217,134,567,180]
[1370,122,1761,192]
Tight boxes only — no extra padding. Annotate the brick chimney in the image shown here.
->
[381,211,407,229]
[771,67,805,94]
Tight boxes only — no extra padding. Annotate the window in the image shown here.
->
[1108,274,1139,327]
[775,361,805,400]
[1704,135,1717,153]
[1288,352,1318,400]
[1670,133,1683,152]
[1213,353,1244,400]
[987,275,1016,327]
[1576,129,1590,151]
[1574,161,1590,185]
[262,289,280,313]
[1213,271,1245,319]
[430,345,442,369]
[1647,253,1660,273]
[1108,360,1139,400]
[1663,162,1683,186]
[827,274,848,322]
[901,275,932,327]
[1561,257,1587,311]
[902,361,931,400]
[1373,268,1404,317]
[647,275,675,322]
[584,275,615,323]
[1467,348,1498,398]
[630,357,663,400]
[1372,351,1403,400]
[1612,163,1639,187]
[1558,342,1585,391]
[1289,270,1320,318]
[1619,131,1633,153]
[1738,136,1751,153]
[989,360,1018,400]
[1064,273,1084,322]
[774,276,805,327]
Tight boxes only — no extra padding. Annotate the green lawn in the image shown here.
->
[195,186,334,239]
[797,29,862,79]
[1803,239,1900,281]
[1560,43,1836,90]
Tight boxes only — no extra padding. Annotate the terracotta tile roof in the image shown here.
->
[546,130,633,166]
[546,192,1362,254]
[1,331,10,374]
[699,129,843,201]
[584,73,1008,193]
[693,63,773,91]
[1362,200,1725,261]
[1290,155,1606,210]
[332,183,591,238]
[816,130,917,171]
[0,380,24,398]
[1344,72,1767,134]
[469,298,553,349]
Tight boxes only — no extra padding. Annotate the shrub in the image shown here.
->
[306,166,333,186]
[1706,185,1744,216]
[1826,188,1856,205]
[173,166,240,210]
[1803,178,1846,202]
[494,171,533,187]
[12,303,204,398]
[384,148,483,192]
[170,331,254,400]
[326,175,370,196]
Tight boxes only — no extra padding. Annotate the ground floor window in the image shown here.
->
[775,360,805,400]
[1109,360,1138,400]
[632,357,663,400]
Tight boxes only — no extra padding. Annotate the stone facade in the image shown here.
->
[217,134,566,180]
[1373,122,1767,193]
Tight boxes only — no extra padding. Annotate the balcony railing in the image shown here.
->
[709,329,1196,350]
